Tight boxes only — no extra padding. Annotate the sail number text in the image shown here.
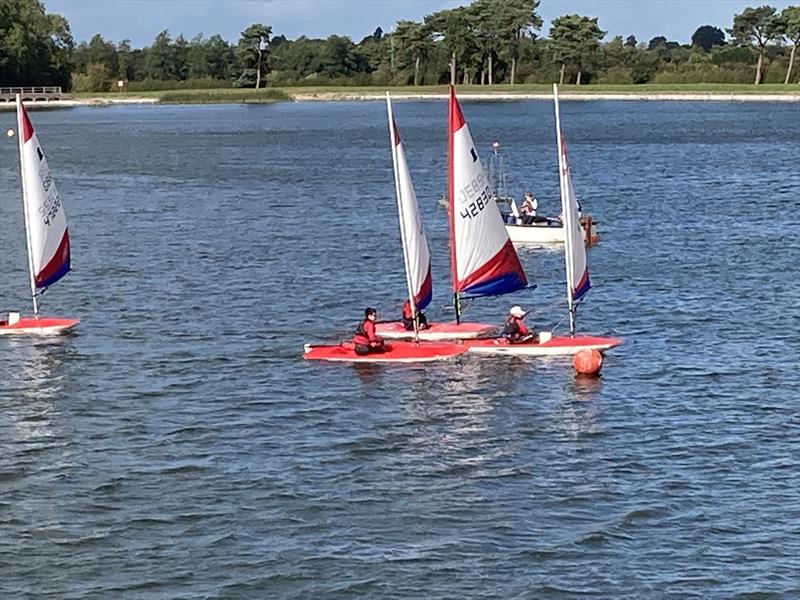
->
[38,171,62,226]
[457,173,491,221]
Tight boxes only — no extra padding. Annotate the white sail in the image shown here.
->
[553,84,590,334]
[386,94,433,313]
[448,87,526,299]
[17,97,71,304]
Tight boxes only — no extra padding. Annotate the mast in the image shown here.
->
[447,86,461,324]
[386,93,419,342]
[16,95,39,317]
[489,141,506,200]
[553,84,576,336]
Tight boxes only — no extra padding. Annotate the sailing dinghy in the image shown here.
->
[0,96,78,335]
[303,94,475,362]
[466,85,620,357]
[374,93,495,341]
[303,341,466,363]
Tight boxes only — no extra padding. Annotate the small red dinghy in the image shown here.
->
[0,314,79,336]
[303,341,467,363]
[465,334,621,357]
[462,85,622,360]
[2,97,79,336]
[375,321,496,341]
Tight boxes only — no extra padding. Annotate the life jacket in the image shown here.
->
[503,316,529,339]
[353,318,375,345]
[402,301,413,321]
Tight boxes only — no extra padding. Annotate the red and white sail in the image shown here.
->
[553,84,590,311]
[17,98,71,291]
[448,87,526,298]
[386,95,432,311]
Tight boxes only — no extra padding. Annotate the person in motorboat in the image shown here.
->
[353,307,387,355]
[519,191,538,225]
[401,300,429,331]
[503,305,537,344]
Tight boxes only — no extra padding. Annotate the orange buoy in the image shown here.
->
[573,349,603,376]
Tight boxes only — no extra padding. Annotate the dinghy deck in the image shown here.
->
[303,341,467,363]
[0,316,79,335]
[465,335,621,356]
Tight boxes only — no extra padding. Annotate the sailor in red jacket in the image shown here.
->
[353,307,387,355]
[401,300,429,331]
[503,305,536,344]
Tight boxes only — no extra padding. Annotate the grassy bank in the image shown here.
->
[158,88,289,103]
[65,83,800,105]
[70,88,289,103]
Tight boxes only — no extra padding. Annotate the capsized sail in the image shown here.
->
[387,97,432,310]
[17,98,71,290]
[448,87,526,298]
[553,85,590,305]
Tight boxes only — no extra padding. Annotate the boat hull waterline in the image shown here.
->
[303,341,468,363]
[505,221,597,245]
[375,321,497,341]
[0,316,79,335]
[465,335,622,356]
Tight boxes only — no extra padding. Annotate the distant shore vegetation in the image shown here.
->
[1,0,798,93]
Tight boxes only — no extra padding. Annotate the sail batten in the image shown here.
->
[448,87,527,299]
[17,97,71,302]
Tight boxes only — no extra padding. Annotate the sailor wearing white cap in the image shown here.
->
[503,306,536,344]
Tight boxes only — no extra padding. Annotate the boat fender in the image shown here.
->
[8,312,20,326]
[538,331,552,343]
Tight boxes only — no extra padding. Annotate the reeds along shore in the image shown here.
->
[3,84,799,109]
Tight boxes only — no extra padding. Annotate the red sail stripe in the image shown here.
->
[392,117,401,146]
[19,101,34,143]
[448,86,465,133]
[457,239,527,293]
[414,266,433,310]
[34,230,70,287]
[448,86,459,293]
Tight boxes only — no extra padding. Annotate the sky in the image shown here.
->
[46,0,796,47]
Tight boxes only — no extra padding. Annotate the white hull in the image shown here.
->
[376,321,496,341]
[0,325,73,336]
[379,330,493,341]
[505,220,597,245]
[465,335,622,356]
[467,343,615,356]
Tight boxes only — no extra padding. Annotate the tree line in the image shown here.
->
[1,0,799,91]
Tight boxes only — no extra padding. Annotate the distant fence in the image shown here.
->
[0,86,63,103]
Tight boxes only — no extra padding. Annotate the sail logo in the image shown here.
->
[456,171,489,205]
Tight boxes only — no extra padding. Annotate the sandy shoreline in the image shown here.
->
[1,91,798,109]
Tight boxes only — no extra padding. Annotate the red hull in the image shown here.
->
[0,316,79,335]
[304,340,467,363]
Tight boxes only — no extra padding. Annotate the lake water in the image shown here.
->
[1,99,798,599]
